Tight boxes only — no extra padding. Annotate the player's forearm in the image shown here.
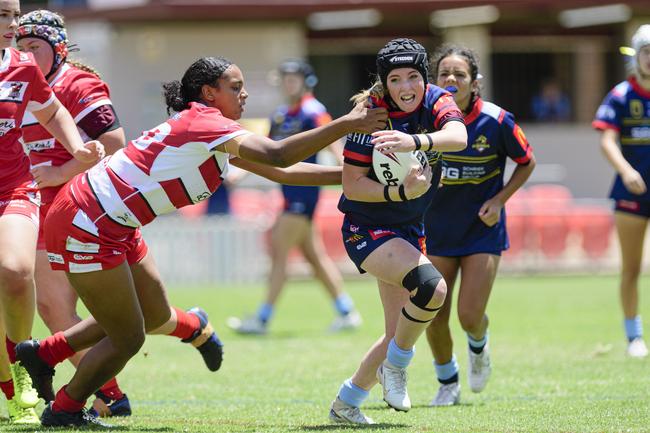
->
[496,155,536,205]
[601,135,634,175]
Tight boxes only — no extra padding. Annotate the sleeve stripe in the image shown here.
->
[592,120,620,132]
[26,93,56,113]
[498,109,506,124]
[73,98,112,123]
[343,149,372,163]
[513,147,532,164]
[344,158,371,167]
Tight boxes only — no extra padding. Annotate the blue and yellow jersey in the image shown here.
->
[593,76,650,202]
[338,84,464,226]
[425,97,533,256]
[269,94,332,215]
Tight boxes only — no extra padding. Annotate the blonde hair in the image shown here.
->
[350,80,385,105]
[67,59,101,79]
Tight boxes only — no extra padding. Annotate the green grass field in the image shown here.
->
[2,274,649,432]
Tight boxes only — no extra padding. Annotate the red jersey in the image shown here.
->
[22,63,113,204]
[0,47,55,193]
[70,102,249,229]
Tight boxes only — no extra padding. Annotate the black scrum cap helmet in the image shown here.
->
[279,59,318,89]
[376,38,429,88]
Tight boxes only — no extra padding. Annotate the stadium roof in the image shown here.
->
[59,0,650,22]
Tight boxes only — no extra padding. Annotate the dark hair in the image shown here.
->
[162,56,232,114]
[431,44,481,98]
[279,59,318,88]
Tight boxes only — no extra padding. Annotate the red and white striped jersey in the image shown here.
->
[22,63,114,203]
[0,47,56,193]
[70,102,250,228]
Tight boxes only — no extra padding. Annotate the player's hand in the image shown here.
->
[622,169,647,195]
[403,163,432,199]
[31,165,66,188]
[478,196,503,227]
[346,102,387,133]
[371,130,416,153]
[73,140,106,164]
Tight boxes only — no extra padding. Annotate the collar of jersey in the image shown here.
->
[629,75,650,98]
[49,63,70,87]
[464,97,483,125]
[287,93,314,116]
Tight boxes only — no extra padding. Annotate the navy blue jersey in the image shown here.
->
[593,76,650,202]
[425,98,533,256]
[268,94,332,211]
[338,84,464,226]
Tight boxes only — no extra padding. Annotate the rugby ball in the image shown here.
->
[372,147,428,186]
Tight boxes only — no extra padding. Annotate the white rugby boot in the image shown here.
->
[329,397,375,424]
[627,337,649,358]
[328,311,362,332]
[429,382,461,407]
[376,360,411,411]
[226,315,267,335]
[468,344,492,393]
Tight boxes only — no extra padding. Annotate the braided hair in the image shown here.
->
[162,56,233,114]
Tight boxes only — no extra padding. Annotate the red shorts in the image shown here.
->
[36,185,64,250]
[44,184,148,273]
[0,178,40,227]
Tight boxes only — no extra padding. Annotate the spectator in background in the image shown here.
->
[531,78,571,122]
[593,24,650,358]
[227,60,362,335]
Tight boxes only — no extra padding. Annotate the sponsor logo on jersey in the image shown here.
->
[73,254,94,261]
[348,132,372,146]
[24,138,55,152]
[0,81,28,102]
[471,135,490,152]
[356,241,367,250]
[112,250,123,255]
[369,229,395,240]
[19,53,31,63]
[0,118,16,136]
[349,224,359,233]
[47,253,65,264]
[78,96,95,105]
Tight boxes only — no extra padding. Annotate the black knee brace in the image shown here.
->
[401,264,443,322]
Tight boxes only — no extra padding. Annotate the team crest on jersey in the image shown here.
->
[0,118,16,136]
[25,138,55,152]
[273,112,285,125]
[471,135,490,152]
[0,81,28,102]
[19,52,31,63]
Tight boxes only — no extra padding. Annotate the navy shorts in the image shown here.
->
[282,186,319,219]
[615,199,650,218]
[342,216,426,274]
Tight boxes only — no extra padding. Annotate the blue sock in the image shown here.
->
[434,355,459,384]
[468,331,488,354]
[334,294,354,316]
[386,338,414,369]
[338,378,369,407]
[624,316,643,341]
[257,303,274,323]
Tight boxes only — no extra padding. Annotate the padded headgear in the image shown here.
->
[279,59,318,88]
[16,10,68,79]
[376,38,429,88]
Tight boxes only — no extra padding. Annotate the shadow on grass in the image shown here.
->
[295,423,410,431]
[5,424,174,432]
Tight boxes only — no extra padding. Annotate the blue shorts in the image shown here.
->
[615,199,650,218]
[282,186,319,219]
[342,216,426,274]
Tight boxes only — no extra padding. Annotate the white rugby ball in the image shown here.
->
[372,147,428,186]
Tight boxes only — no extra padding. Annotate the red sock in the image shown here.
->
[98,377,124,400]
[38,332,76,368]
[168,307,200,340]
[52,386,86,414]
[5,337,17,364]
[0,379,14,400]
